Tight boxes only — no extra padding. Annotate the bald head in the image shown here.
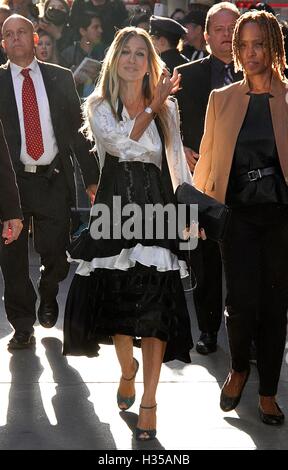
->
[2,14,34,35]
[2,14,37,67]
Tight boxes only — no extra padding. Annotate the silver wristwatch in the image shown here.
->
[144,106,154,115]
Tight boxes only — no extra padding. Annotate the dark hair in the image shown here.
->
[37,28,55,41]
[152,30,179,49]
[135,0,152,15]
[248,2,276,16]
[233,10,287,79]
[78,12,101,31]
[130,13,150,28]
[188,2,210,13]
[170,8,185,20]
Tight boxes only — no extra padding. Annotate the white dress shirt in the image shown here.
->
[10,58,59,165]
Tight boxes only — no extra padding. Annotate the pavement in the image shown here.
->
[0,247,287,450]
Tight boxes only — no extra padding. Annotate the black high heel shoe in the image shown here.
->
[135,404,157,441]
[117,358,139,411]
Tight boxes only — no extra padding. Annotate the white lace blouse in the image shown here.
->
[69,97,193,277]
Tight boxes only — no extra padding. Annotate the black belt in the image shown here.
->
[238,166,278,184]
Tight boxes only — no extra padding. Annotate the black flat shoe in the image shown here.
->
[220,368,250,412]
[258,403,285,426]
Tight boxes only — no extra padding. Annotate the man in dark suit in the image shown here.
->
[0,120,23,244]
[149,15,189,73]
[0,14,99,349]
[176,2,242,355]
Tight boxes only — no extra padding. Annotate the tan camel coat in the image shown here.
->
[193,73,288,203]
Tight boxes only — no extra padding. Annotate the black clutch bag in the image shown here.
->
[176,182,231,242]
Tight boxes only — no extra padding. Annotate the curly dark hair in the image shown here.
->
[233,10,287,80]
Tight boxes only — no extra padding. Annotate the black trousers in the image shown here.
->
[190,238,223,334]
[0,170,71,333]
[220,204,288,396]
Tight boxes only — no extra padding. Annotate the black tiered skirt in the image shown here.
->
[63,155,193,363]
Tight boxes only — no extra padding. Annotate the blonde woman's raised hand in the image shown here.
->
[151,69,181,114]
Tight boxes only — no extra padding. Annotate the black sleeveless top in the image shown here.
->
[226,93,288,207]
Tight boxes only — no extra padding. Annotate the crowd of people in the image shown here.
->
[0,0,287,442]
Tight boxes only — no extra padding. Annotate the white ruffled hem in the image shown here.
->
[67,243,188,278]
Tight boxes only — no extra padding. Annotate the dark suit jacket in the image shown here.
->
[161,49,189,75]
[176,55,243,154]
[0,60,99,204]
[0,48,7,66]
[0,120,22,221]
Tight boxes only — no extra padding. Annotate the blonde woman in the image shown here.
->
[63,26,193,441]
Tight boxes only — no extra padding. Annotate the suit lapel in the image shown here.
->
[0,63,21,144]
[220,80,250,174]
[269,75,288,181]
[200,56,212,102]
[0,63,22,164]
[228,80,250,145]
[38,61,59,134]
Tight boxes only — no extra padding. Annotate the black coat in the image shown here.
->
[161,49,189,74]
[0,60,99,204]
[0,120,22,221]
[176,55,243,153]
[0,48,7,66]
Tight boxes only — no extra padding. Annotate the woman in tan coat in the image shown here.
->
[193,10,288,425]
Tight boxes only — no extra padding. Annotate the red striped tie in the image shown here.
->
[21,68,44,160]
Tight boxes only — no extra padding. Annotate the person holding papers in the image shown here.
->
[61,12,106,97]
